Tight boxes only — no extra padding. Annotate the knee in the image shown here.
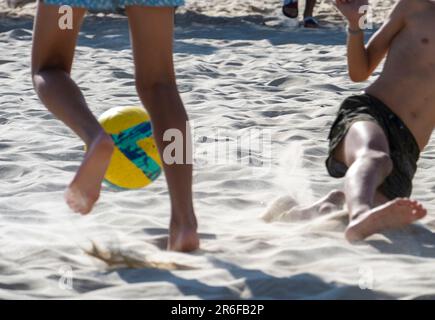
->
[32,68,48,97]
[357,150,393,174]
[31,65,70,95]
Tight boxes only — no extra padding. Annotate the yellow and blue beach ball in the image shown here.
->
[98,106,162,189]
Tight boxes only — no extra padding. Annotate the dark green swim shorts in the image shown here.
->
[326,93,420,200]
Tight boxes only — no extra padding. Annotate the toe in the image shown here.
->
[415,207,427,219]
[409,200,418,207]
[415,204,424,211]
[398,200,426,220]
[396,198,409,206]
[396,198,413,207]
[408,205,426,221]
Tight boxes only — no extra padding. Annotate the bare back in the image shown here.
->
[366,0,435,150]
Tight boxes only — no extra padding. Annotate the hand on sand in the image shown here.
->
[345,198,427,242]
[334,0,369,27]
[65,132,114,215]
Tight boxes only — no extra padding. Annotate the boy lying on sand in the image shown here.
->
[327,0,434,241]
[31,0,199,252]
[270,0,434,242]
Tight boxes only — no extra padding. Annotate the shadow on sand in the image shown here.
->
[114,257,393,299]
[367,223,435,259]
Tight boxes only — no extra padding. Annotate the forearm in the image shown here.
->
[347,22,369,82]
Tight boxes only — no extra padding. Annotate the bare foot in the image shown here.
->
[286,190,345,220]
[168,215,199,252]
[65,132,114,215]
[261,195,298,223]
[345,198,427,242]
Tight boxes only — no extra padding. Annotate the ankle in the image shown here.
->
[170,210,197,230]
[86,130,114,149]
[303,12,313,19]
[349,205,371,220]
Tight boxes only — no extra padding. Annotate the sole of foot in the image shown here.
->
[345,198,427,242]
[65,132,114,215]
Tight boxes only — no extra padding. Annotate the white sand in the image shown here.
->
[0,0,434,299]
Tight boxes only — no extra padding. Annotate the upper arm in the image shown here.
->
[365,0,409,74]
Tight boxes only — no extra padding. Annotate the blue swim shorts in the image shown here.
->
[43,0,185,11]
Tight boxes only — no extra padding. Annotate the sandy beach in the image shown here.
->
[0,0,434,299]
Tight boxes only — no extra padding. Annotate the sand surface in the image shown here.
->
[1,0,435,299]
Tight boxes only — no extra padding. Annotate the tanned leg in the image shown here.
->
[333,121,426,242]
[126,6,199,252]
[32,3,114,215]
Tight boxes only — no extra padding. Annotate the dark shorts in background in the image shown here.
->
[326,94,420,200]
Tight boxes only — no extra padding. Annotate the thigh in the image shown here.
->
[125,6,176,84]
[334,121,390,167]
[32,2,86,74]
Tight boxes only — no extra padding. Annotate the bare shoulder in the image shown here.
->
[389,0,428,17]
[397,0,435,24]
[395,0,433,13]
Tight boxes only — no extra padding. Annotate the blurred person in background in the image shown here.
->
[282,0,320,28]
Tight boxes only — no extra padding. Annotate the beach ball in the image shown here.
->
[98,106,162,189]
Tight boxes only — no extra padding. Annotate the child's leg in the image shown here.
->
[126,6,199,252]
[32,2,114,214]
[334,121,426,242]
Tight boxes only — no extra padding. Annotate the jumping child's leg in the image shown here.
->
[32,2,114,215]
[126,6,199,252]
[334,121,426,242]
